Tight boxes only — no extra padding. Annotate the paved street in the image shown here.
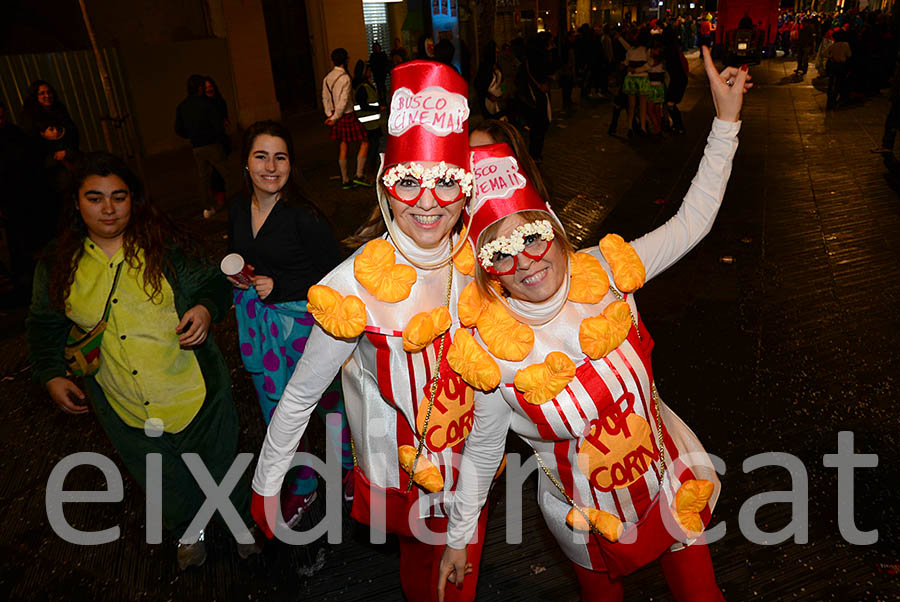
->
[1,53,899,601]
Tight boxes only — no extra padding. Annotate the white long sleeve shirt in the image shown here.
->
[322,66,352,121]
[445,118,741,568]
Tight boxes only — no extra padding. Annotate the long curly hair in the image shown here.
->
[48,152,201,309]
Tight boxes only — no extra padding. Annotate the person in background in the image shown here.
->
[37,116,77,168]
[228,121,354,526]
[370,42,390,106]
[352,60,384,178]
[608,27,630,137]
[474,41,505,119]
[521,31,557,162]
[646,40,667,135]
[621,29,651,137]
[663,25,689,134]
[323,48,372,190]
[175,74,232,219]
[0,101,44,297]
[497,42,521,123]
[794,17,814,77]
[27,152,260,570]
[390,38,408,66]
[18,80,80,152]
[203,76,231,215]
[435,38,457,68]
[823,29,852,108]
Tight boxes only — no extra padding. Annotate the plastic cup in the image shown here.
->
[221,253,254,286]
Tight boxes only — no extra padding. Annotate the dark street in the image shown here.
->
[1,52,899,601]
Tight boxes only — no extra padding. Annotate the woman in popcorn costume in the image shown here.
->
[437,48,750,601]
[251,60,491,602]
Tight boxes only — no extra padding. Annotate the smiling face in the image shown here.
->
[488,213,567,303]
[37,84,54,108]
[78,174,132,247]
[386,160,466,250]
[204,80,216,97]
[247,134,291,198]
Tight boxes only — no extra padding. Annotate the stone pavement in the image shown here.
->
[1,53,899,601]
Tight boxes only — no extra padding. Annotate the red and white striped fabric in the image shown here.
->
[254,233,477,531]
[471,248,720,571]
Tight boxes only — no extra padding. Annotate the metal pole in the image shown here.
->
[77,0,116,153]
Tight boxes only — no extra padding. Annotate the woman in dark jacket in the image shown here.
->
[226,121,353,526]
[19,80,80,151]
[27,152,258,570]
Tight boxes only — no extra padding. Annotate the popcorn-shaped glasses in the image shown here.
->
[479,220,556,276]
[389,174,465,206]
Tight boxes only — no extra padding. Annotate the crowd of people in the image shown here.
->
[472,19,693,151]
[2,4,892,598]
[776,8,897,108]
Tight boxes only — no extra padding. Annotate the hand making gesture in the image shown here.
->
[702,45,752,122]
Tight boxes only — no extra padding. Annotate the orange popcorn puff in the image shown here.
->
[599,233,646,293]
[402,307,452,353]
[307,285,367,339]
[398,445,444,493]
[354,238,417,302]
[446,329,501,391]
[514,352,577,405]
[578,301,633,359]
[452,239,476,276]
[674,479,715,534]
[457,281,488,327]
[476,301,534,361]
[568,252,610,304]
[565,507,624,542]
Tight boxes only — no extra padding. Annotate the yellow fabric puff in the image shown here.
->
[514,352,577,405]
[307,285,367,339]
[565,507,624,542]
[599,233,646,293]
[476,301,535,362]
[578,300,633,360]
[398,445,444,493]
[457,280,488,328]
[674,479,715,534]
[402,307,452,353]
[452,239,476,276]
[354,238,417,302]
[568,252,610,304]
[446,329,501,391]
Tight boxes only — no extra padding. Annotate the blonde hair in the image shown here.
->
[473,209,573,299]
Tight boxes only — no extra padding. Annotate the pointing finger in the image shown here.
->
[701,46,719,81]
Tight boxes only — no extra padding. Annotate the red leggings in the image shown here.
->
[573,543,725,602]
[397,507,490,602]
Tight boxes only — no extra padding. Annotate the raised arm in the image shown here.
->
[631,46,751,281]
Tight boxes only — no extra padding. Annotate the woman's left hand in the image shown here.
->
[177,305,212,347]
[251,275,274,300]
[702,45,753,122]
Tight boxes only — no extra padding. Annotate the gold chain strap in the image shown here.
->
[533,450,609,537]
[405,257,455,492]
[532,285,667,533]
[609,286,666,476]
